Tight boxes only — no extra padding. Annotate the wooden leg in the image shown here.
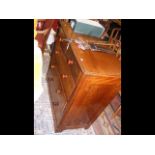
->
[55,128,63,133]
[85,124,91,129]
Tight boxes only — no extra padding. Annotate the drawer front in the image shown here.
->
[47,56,66,125]
[54,43,75,100]
[59,28,69,53]
[65,46,82,83]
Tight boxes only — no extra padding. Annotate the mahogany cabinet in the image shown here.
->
[47,21,121,132]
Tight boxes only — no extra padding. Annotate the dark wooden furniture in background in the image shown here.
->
[47,21,121,132]
[108,28,121,57]
[99,19,112,39]
[98,20,121,59]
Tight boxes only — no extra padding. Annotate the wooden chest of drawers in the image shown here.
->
[47,21,121,132]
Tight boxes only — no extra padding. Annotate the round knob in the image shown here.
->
[51,65,55,69]
[55,51,59,54]
[67,59,74,65]
[62,74,68,79]
[80,58,84,62]
[59,37,62,42]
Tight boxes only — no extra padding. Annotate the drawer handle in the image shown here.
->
[55,51,60,54]
[51,65,55,69]
[56,89,61,94]
[67,59,74,65]
[53,101,59,106]
[47,77,54,81]
[62,74,68,79]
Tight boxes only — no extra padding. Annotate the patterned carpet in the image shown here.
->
[34,51,121,135]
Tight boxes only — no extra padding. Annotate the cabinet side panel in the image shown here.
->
[60,75,121,130]
[59,75,90,129]
[85,76,121,127]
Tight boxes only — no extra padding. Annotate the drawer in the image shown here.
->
[59,28,69,53]
[54,43,75,100]
[47,58,67,125]
[65,46,82,83]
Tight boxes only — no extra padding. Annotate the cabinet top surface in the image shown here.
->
[60,21,121,77]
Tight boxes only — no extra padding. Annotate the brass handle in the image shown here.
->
[59,37,62,42]
[56,89,61,94]
[62,74,68,79]
[67,59,74,65]
[55,51,60,54]
[53,101,59,106]
[47,77,54,81]
[51,65,55,69]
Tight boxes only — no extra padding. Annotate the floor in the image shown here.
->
[34,51,121,135]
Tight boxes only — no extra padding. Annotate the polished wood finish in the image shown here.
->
[65,46,81,83]
[47,21,121,132]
